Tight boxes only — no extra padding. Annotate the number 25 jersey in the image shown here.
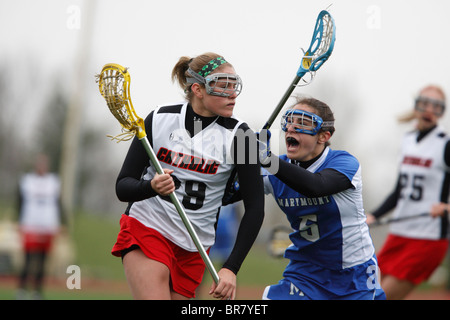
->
[390,126,450,240]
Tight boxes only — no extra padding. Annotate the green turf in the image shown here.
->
[1,209,448,300]
[71,211,125,280]
[0,286,131,300]
[71,212,288,285]
[0,210,288,300]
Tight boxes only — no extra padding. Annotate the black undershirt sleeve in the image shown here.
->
[271,156,354,197]
[370,176,409,221]
[371,176,400,219]
[17,184,23,222]
[115,112,157,202]
[445,140,450,167]
[222,123,265,275]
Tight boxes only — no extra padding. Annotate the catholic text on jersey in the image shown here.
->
[402,156,433,168]
[156,147,220,175]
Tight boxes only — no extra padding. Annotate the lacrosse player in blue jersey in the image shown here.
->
[261,96,385,300]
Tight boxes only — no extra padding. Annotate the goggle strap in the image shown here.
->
[322,121,335,127]
[186,68,205,84]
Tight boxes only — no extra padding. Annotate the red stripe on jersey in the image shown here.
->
[402,156,432,167]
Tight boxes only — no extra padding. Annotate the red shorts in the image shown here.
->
[377,234,449,285]
[22,232,54,252]
[111,214,207,298]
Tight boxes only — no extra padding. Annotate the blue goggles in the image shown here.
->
[281,109,333,135]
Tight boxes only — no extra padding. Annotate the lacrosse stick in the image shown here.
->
[267,225,293,258]
[371,212,430,227]
[96,63,219,284]
[262,10,336,130]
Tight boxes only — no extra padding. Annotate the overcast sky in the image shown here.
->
[1,0,449,211]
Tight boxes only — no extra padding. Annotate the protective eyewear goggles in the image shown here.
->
[415,96,446,116]
[187,68,243,98]
[281,109,334,135]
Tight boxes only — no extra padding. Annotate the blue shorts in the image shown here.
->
[262,256,386,300]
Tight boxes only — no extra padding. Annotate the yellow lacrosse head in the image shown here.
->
[97,63,146,140]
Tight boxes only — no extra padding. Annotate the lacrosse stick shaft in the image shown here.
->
[372,212,429,227]
[139,136,220,284]
[262,75,302,130]
[262,10,335,131]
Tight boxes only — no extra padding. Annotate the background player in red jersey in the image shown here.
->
[367,85,450,300]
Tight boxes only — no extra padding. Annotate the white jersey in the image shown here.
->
[390,126,450,240]
[127,102,243,251]
[19,173,61,233]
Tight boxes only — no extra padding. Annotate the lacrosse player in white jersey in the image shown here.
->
[17,153,63,299]
[261,97,385,300]
[111,53,264,300]
[367,85,450,300]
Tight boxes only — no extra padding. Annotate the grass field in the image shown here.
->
[1,210,449,300]
[0,211,288,300]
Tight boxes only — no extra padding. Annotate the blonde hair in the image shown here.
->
[398,84,446,123]
[171,52,231,101]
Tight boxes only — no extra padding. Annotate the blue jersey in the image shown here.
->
[263,147,384,300]
[264,147,375,270]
